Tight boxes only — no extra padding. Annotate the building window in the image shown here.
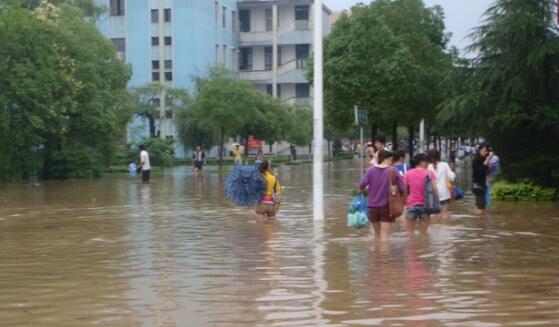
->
[152,60,160,70]
[165,135,174,140]
[151,9,158,23]
[232,10,237,32]
[222,6,227,28]
[165,109,174,119]
[295,5,309,21]
[152,98,161,107]
[165,72,173,81]
[239,47,253,71]
[164,60,172,70]
[264,47,273,71]
[222,45,227,65]
[266,84,281,97]
[296,44,309,69]
[164,9,172,23]
[110,0,124,16]
[239,9,250,32]
[152,72,160,81]
[111,38,125,60]
[215,44,220,63]
[265,8,273,32]
[215,1,219,24]
[151,37,159,46]
[296,83,310,97]
[278,46,282,65]
[164,36,172,46]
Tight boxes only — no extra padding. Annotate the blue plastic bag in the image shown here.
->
[347,195,369,229]
[128,163,138,177]
[454,186,465,200]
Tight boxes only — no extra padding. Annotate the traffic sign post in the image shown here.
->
[354,107,368,174]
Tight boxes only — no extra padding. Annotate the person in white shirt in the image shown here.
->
[139,145,151,183]
[427,149,456,219]
[369,134,386,167]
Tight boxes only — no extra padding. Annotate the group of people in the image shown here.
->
[356,134,496,241]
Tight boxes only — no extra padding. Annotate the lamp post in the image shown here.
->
[313,0,324,221]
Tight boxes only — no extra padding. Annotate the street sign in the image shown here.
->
[354,107,368,126]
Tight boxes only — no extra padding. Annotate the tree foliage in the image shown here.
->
[440,0,559,185]
[320,0,452,137]
[0,1,131,180]
[176,68,311,161]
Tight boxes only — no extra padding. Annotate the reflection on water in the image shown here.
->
[1,161,559,326]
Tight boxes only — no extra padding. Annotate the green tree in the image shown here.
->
[0,1,131,180]
[440,0,559,185]
[319,1,451,151]
[286,107,313,146]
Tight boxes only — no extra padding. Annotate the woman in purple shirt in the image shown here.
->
[358,150,406,241]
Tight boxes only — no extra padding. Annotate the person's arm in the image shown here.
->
[447,163,456,182]
[430,172,440,199]
[484,153,493,166]
[358,172,369,193]
[396,173,407,197]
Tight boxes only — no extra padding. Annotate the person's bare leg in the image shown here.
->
[475,207,484,216]
[371,222,381,239]
[380,222,392,241]
[406,220,416,236]
[419,219,430,234]
[257,214,266,222]
[441,203,450,219]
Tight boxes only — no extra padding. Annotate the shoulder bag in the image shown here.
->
[388,168,405,218]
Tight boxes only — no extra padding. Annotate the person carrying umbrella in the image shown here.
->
[256,161,281,221]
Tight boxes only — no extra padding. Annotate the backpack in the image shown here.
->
[423,173,441,214]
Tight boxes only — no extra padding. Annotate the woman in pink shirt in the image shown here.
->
[404,153,439,235]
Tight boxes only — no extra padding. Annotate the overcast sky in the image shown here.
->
[323,0,493,55]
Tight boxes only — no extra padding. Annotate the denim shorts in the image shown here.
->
[406,205,428,221]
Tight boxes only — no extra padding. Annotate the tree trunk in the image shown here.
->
[408,125,415,158]
[370,123,378,142]
[148,115,156,138]
[327,138,331,159]
[219,127,225,164]
[269,142,273,154]
[244,135,250,156]
[391,121,398,151]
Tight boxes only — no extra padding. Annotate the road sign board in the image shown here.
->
[354,107,368,126]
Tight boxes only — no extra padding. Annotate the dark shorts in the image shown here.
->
[368,206,394,223]
[142,169,150,182]
[256,203,277,217]
[440,199,451,205]
[475,193,486,209]
[194,161,204,170]
[406,206,429,221]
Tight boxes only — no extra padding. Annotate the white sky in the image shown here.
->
[323,0,493,55]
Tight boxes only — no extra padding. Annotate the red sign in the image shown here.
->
[247,136,263,149]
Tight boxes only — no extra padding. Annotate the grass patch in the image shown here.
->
[492,182,557,201]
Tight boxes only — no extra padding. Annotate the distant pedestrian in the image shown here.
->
[192,146,207,172]
[472,144,494,215]
[233,144,243,165]
[369,134,387,166]
[255,150,264,165]
[404,153,439,235]
[427,149,456,219]
[393,150,410,177]
[449,141,457,168]
[256,161,281,221]
[139,145,151,183]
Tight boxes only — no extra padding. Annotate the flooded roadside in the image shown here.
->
[0,161,558,326]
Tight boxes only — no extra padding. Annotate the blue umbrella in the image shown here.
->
[225,165,266,206]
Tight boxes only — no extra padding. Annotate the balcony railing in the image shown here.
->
[295,20,310,31]
[283,96,312,108]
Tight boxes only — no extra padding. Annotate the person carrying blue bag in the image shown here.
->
[357,150,406,241]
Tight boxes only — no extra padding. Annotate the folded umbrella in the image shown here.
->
[225,165,266,206]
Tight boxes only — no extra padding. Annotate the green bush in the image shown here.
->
[48,144,103,179]
[144,138,174,167]
[492,182,557,201]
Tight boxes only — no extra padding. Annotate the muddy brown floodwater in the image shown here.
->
[1,161,559,327]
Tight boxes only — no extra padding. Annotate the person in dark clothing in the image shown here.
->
[472,144,494,215]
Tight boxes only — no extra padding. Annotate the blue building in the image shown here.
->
[94,0,330,158]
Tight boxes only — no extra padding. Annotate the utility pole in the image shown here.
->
[313,0,324,222]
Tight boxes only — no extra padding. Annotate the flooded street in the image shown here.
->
[1,161,559,326]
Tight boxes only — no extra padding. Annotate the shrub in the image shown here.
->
[492,182,556,202]
[144,138,174,167]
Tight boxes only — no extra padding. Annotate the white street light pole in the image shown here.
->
[313,0,324,221]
